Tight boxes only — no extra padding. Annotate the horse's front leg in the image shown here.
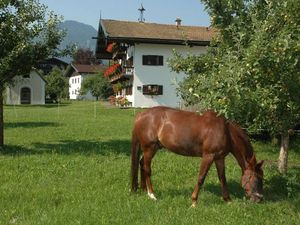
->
[215,158,231,201]
[143,147,157,200]
[191,154,214,207]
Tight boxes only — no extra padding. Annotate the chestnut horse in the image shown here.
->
[131,106,264,207]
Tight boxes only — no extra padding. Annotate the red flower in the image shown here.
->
[104,64,122,78]
[106,43,116,53]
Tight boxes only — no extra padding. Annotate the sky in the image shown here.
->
[38,0,211,29]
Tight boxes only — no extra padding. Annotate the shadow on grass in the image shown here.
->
[42,103,71,108]
[5,122,60,129]
[205,181,244,199]
[160,173,300,207]
[264,171,300,200]
[1,139,131,156]
[4,103,71,109]
[159,180,244,201]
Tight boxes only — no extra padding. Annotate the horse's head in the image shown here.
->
[241,156,264,202]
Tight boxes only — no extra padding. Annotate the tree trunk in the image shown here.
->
[0,89,4,148]
[278,133,289,174]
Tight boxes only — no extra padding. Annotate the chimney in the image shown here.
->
[175,17,182,27]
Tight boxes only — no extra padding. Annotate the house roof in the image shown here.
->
[35,57,69,75]
[64,64,108,77]
[42,57,69,66]
[96,19,217,59]
[101,19,216,44]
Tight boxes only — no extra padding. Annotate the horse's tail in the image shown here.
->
[131,128,140,192]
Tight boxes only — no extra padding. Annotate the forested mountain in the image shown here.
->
[59,20,97,50]
[58,20,98,62]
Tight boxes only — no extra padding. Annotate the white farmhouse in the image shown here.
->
[95,19,215,108]
[6,70,46,105]
[64,64,107,100]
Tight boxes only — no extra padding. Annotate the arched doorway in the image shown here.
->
[20,87,31,104]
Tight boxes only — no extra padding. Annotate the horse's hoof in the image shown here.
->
[223,196,231,202]
[148,192,157,201]
[190,202,197,208]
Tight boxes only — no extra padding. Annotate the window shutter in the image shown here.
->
[158,56,163,65]
[158,85,163,95]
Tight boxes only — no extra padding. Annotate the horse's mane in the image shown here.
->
[228,122,254,163]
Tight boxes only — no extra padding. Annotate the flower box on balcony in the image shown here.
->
[106,43,117,53]
[104,63,122,78]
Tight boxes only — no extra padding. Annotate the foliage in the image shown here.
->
[108,95,116,105]
[0,0,67,87]
[1,101,300,224]
[0,0,67,146]
[169,0,300,136]
[112,82,123,93]
[116,96,131,107]
[80,72,113,100]
[45,67,69,103]
[72,48,98,65]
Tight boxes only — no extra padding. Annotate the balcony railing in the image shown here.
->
[109,66,134,83]
[124,66,134,76]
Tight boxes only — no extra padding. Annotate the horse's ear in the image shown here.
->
[249,155,256,166]
[256,160,264,170]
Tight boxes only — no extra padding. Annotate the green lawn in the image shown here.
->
[1,101,299,225]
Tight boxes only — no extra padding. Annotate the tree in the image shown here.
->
[169,0,300,174]
[80,72,113,100]
[45,67,69,103]
[0,0,66,147]
[72,48,98,65]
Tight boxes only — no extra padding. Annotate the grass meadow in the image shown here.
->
[1,101,300,225]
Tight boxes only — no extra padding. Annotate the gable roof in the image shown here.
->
[36,57,69,75]
[101,19,216,44]
[64,64,108,77]
[96,19,216,59]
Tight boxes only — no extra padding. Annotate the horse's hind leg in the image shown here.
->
[191,154,214,207]
[143,147,158,200]
[215,158,231,201]
[140,156,147,191]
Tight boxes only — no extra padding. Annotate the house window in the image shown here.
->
[126,86,133,95]
[142,85,163,95]
[142,55,163,66]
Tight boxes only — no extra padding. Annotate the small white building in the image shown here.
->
[64,64,107,100]
[6,70,46,105]
[95,19,215,108]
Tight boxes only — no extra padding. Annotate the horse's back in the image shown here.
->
[133,107,230,157]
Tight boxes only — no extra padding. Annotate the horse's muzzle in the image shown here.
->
[250,192,263,203]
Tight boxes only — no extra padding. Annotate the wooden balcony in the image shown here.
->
[109,66,134,83]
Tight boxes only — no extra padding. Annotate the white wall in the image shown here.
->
[132,43,207,108]
[69,74,95,100]
[6,71,45,105]
[69,75,81,100]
